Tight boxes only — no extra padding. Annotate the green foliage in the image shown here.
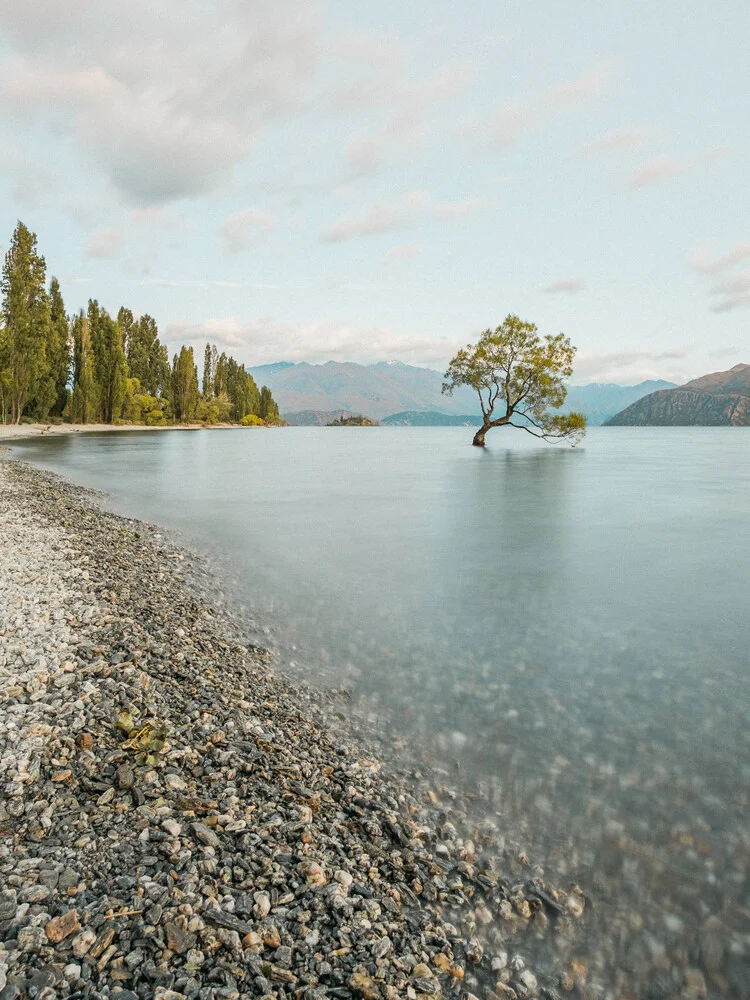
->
[240,412,264,426]
[195,394,232,424]
[327,414,376,426]
[443,314,586,446]
[0,221,51,423]
[171,346,200,422]
[259,385,279,421]
[70,312,98,423]
[123,309,169,396]
[47,277,71,416]
[0,222,283,429]
[120,376,168,425]
[88,300,127,422]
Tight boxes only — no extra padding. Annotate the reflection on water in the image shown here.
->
[12,427,750,997]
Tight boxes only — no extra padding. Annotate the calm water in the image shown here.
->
[11,427,750,995]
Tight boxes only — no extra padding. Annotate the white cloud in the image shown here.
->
[323,191,492,242]
[627,146,727,189]
[710,269,750,312]
[573,346,691,383]
[689,243,750,275]
[322,191,429,242]
[628,154,684,188]
[0,1,323,204]
[166,316,463,367]
[544,276,586,294]
[578,125,649,157]
[86,227,124,259]
[219,208,276,253]
[688,241,750,311]
[344,64,472,174]
[463,61,614,152]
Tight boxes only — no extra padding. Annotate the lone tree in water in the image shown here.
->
[442,315,586,447]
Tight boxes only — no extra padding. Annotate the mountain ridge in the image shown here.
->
[605,364,750,426]
[248,360,678,425]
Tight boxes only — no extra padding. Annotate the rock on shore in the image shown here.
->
[0,458,581,1000]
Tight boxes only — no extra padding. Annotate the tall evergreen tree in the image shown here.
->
[47,277,71,416]
[0,221,51,423]
[202,343,214,397]
[171,346,199,422]
[259,385,279,421]
[70,312,97,423]
[89,299,127,422]
[123,312,167,396]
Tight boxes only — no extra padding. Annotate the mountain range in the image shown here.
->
[606,364,750,426]
[249,360,676,426]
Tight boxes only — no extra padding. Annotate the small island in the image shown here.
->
[326,414,378,426]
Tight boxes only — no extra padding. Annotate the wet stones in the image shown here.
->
[0,459,581,1000]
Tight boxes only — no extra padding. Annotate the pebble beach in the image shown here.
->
[0,457,590,1000]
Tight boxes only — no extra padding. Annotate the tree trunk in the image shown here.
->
[472,423,489,447]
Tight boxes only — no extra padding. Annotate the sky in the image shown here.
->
[0,0,748,384]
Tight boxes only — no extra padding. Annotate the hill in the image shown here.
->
[605,364,750,426]
[562,380,677,426]
[249,360,675,425]
[248,360,480,420]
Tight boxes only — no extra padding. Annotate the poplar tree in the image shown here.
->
[171,346,199,422]
[202,343,214,397]
[0,221,51,423]
[89,299,127,422]
[259,385,279,422]
[70,312,97,423]
[47,277,71,416]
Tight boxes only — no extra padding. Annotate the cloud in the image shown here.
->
[688,243,750,275]
[219,208,276,253]
[628,154,684,188]
[384,244,422,265]
[463,61,614,152]
[344,64,472,175]
[573,346,691,383]
[688,241,750,311]
[578,125,649,157]
[544,276,586,294]
[709,269,750,312]
[323,191,492,242]
[322,191,429,242]
[627,146,727,189]
[86,227,124,259]
[165,316,463,367]
[0,144,55,206]
[0,1,323,204]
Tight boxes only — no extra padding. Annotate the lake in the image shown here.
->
[11,426,750,996]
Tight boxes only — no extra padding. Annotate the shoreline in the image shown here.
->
[0,458,581,1000]
[0,423,254,443]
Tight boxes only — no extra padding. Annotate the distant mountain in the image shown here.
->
[247,361,480,420]
[563,380,677,426]
[247,360,681,425]
[605,364,750,426]
[381,411,482,426]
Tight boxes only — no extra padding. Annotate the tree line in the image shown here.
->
[0,221,281,427]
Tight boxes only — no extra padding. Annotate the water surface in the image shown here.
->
[12,427,750,996]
